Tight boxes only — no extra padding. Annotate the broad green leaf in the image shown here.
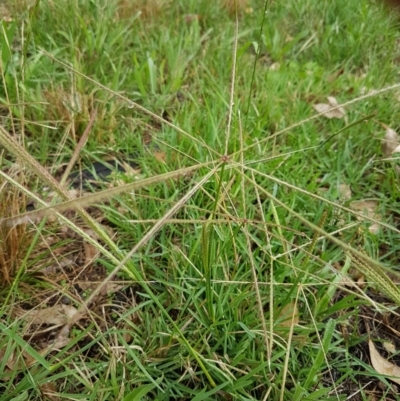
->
[123,383,156,401]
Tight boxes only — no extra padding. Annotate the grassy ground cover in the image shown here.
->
[1,0,400,399]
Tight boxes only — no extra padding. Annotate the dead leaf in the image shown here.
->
[382,128,400,158]
[0,346,15,371]
[0,4,12,22]
[122,321,133,343]
[338,273,358,288]
[338,183,352,200]
[350,200,381,234]
[276,303,299,328]
[43,335,71,352]
[369,339,400,385]
[184,14,201,23]
[356,274,367,288]
[81,228,103,266]
[327,68,345,84]
[39,382,60,401]
[153,150,167,163]
[78,281,123,296]
[83,242,99,266]
[20,305,78,326]
[269,62,280,71]
[313,96,346,119]
[383,341,397,354]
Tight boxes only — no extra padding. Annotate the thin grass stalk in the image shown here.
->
[244,0,270,131]
[60,108,97,186]
[302,210,328,270]
[40,50,220,157]
[57,165,221,387]
[224,0,239,155]
[1,160,214,227]
[0,127,221,387]
[243,165,400,236]
[238,167,400,304]
[234,81,400,158]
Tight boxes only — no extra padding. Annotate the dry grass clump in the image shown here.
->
[221,0,251,15]
[116,0,171,21]
[0,168,30,286]
[41,88,123,145]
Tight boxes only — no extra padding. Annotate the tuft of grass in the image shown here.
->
[116,0,171,21]
[1,0,400,400]
[221,0,251,15]
[0,168,29,285]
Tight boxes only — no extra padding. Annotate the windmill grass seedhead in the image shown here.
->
[0,169,30,286]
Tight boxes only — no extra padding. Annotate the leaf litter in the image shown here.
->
[315,121,400,397]
[369,340,400,386]
[350,200,381,235]
[0,104,171,395]
[381,125,400,174]
[312,96,346,120]
[0,172,142,392]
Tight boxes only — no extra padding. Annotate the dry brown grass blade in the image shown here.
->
[237,166,400,288]
[1,161,215,227]
[243,165,400,236]
[0,122,130,251]
[0,168,30,285]
[0,125,64,198]
[224,0,238,154]
[0,121,216,226]
[0,169,120,267]
[60,108,97,186]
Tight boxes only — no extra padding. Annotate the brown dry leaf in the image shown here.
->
[20,305,78,326]
[338,183,352,200]
[269,62,280,71]
[356,274,367,288]
[6,346,43,371]
[153,150,167,163]
[78,280,123,296]
[338,273,358,288]
[20,350,41,369]
[81,227,104,266]
[1,325,73,377]
[0,3,12,22]
[382,128,400,158]
[77,281,98,292]
[277,303,299,328]
[42,335,71,353]
[383,341,397,354]
[313,96,346,119]
[350,200,381,234]
[0,346,15,371]
[83,241,99,266]
[122,321,133,343]
[5,351,32,371]
[369,339,400,385]
[221,0,249,15]
[40,382,60,401]
[184,14,201,23]
[8,335,72,372]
